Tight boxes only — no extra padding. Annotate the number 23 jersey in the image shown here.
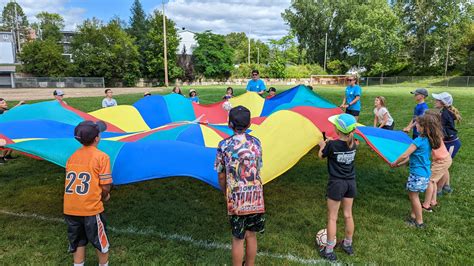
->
[64,146,113,216]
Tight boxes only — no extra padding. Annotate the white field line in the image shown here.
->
[0,210,332,265]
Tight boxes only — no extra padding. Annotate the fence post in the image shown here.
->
[396,76,398,85]
[102,77,105,88]
[467,76,470,87]
[446,77,449,87]
[367,77,369,87]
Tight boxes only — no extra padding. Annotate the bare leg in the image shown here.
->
[431,182,438,206]
[437,172,448,192]
[232,237,245,266]
[73,246,86,264]
[245,231,257,266]
[342,197,354,240]
[327,198,341,244]
[96,250,109,265]
[422,181,434,208]
[408,192,423,224]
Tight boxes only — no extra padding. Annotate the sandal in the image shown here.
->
[422,205,433,212]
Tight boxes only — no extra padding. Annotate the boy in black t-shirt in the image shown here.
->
[318,114,358,261]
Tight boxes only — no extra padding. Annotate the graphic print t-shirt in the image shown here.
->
[215,133,265,215]
[322,140,357,180]
[64,146,113,216]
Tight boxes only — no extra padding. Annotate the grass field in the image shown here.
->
[0,85,473,264]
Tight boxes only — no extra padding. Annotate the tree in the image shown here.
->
[269,33,301,65]
[225,32,270,64]
[143,10,181,80]
[33,12,64,41]
[345,1,404,76]
[19,39,69,76]
[1,1,29,52]
[177,46,195,82]
[71,18,140,86]
[128,0,149,75]
[193,31,234,79]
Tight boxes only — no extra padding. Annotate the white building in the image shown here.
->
[177,29,197,55]
[0,31,16,88]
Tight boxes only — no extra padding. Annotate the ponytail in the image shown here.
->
[447,105,462,123]
[346,131,355,149]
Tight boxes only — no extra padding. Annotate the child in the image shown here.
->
[0,98,25,164]
[403,88,429,138]
[223,87,234,100]
[102,89,118,108]
[64,120,112,266]
[432,92,461,194]
[143,91,152,97]
[172,86,183,95]
[391,114,441,228]
[215,106,265,266]
[266,87,277,99]
[189,89,199,103]
[318,114,359,261]
[373,96,394,130]
[53,89,68,105]
[422,110,452,211]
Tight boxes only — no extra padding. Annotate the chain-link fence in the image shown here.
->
[360,76,474,87]
[14,77,104,88]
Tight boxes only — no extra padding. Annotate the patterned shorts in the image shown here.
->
[229,213,265,240]
[406,173,429,192]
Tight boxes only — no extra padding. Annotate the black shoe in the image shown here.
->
[338,242,354,256]
[319,246,337,261]
[406,218,426,229]
[0,157,6,164]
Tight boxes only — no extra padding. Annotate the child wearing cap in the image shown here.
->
[102,89,118,108]
[317,113,359,261]
[266,87,277,99]
[189,89,199,103]
[215,106,265,266]
[403,88,429,138]
[391,114,443,228]
[64,120,112,266]
[53,89,67,105]
[432,92,462,194]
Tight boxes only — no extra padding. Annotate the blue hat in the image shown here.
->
[328,114,357,134]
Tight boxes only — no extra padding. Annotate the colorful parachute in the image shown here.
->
[0,85,412,188]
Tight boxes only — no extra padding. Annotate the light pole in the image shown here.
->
[257,47,260,64]
[248,27,251,64]
[162,0,169,87]
[324,11,336,72]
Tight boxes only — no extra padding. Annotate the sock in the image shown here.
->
[343,238,352,247]
[99,262,109,266]
[326,240,336,253]
[74,262,84,266]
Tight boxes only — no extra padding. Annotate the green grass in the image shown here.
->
[1,85,473,264]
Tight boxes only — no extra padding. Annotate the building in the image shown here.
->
[0,31,17,88]
[59,31,76,62]
[177,29,197,55]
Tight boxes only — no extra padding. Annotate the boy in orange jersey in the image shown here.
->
[64,120,112,266]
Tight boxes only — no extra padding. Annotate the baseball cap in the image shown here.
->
[144,91,151,96]
[432,92,453,106]
[53,89,65,96]
[410,88,428,97]
[328,114,358,134]
[229,105,251,132]
[74,120,107,145]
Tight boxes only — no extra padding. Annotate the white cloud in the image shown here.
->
[0,0,85,30]
[154,0,291,42]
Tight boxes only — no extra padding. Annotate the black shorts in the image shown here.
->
[382,122,395,130]
[229,213,265,239]
[64,213,110,253]
[345,109,360,116]
[327,178,357,201]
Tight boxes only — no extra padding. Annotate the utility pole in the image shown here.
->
[162,1,169,87]
[13,0,21,53]
[248,27,251,64]
[324,11,336,72]
[257,47,260,64]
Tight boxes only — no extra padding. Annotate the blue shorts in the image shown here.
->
[406,174,429,192]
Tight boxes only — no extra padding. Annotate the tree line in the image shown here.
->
[1,0,472,86]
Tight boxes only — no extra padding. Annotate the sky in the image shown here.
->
[0,0,291,41]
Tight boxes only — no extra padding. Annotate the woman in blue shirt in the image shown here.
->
[340,77,362,121]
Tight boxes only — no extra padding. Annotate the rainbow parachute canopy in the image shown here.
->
[0,85,412,188]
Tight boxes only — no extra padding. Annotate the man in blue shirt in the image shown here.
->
[246,70,266,95]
